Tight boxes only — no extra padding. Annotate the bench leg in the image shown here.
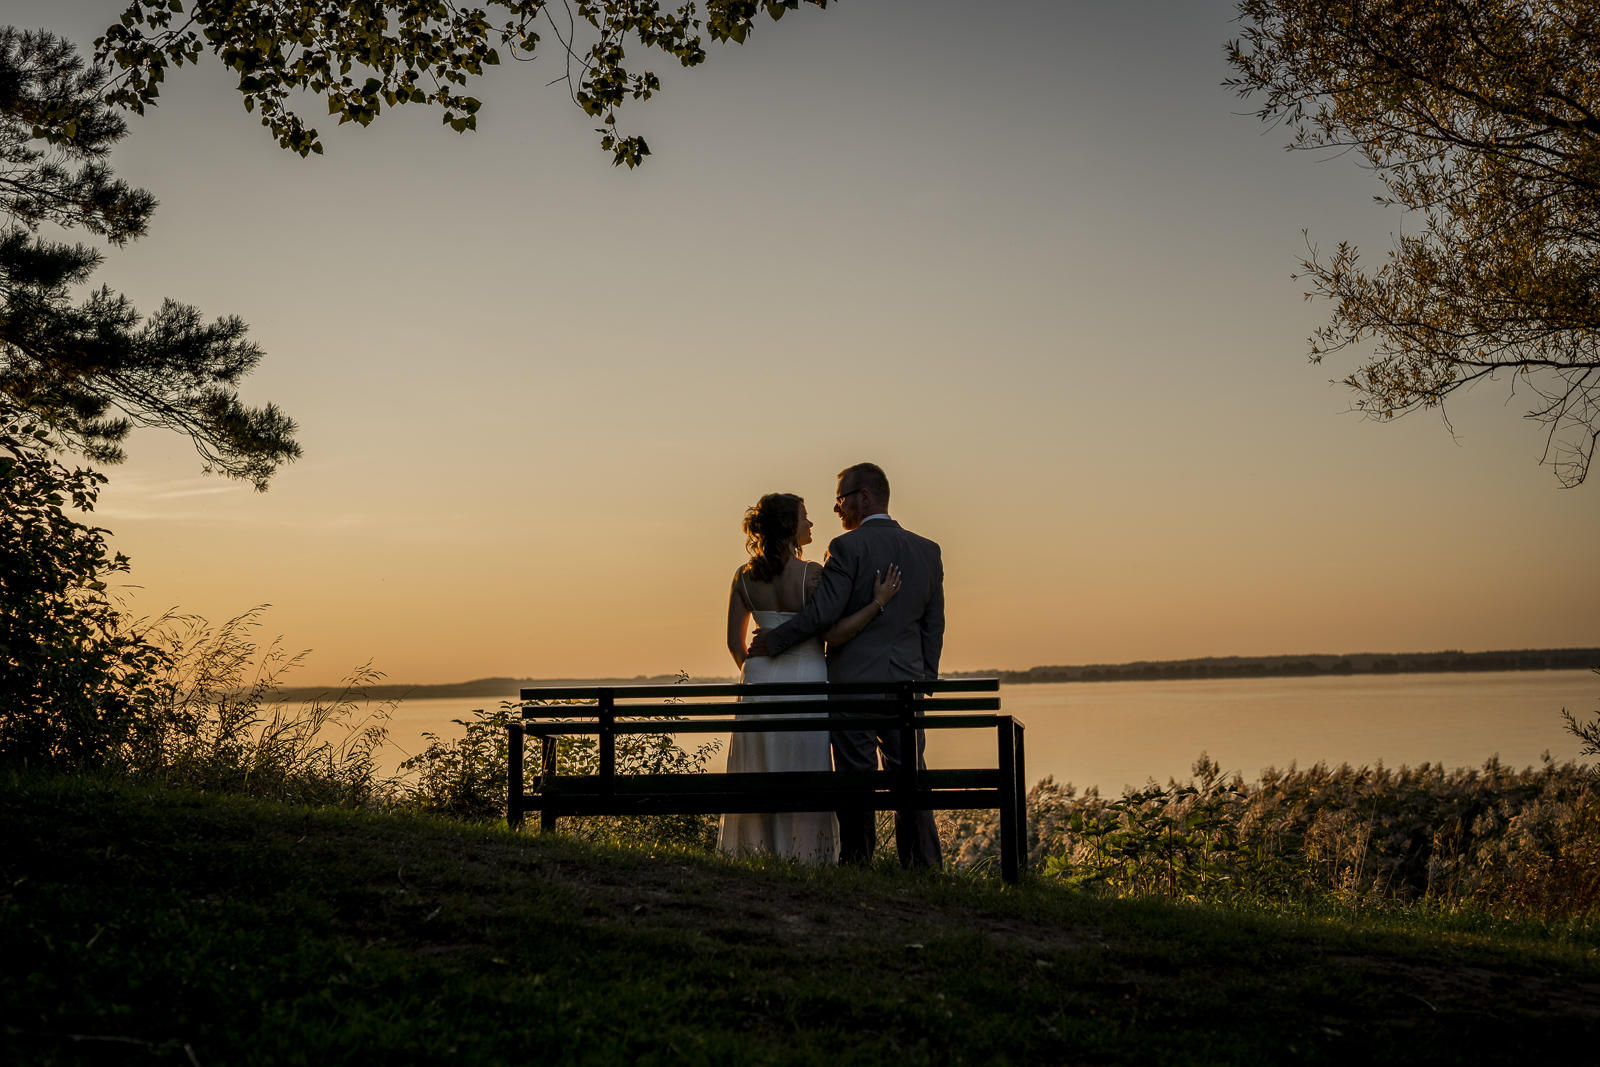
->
[1015,723,1028,876]
[507,724,525,830]
[999,717,1019,884]
[539,736,559,833]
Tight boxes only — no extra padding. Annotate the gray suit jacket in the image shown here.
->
[762,518,944,683]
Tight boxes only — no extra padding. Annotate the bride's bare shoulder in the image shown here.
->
[729,565,756,612]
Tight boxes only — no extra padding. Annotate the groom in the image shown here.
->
[748,462,945,869]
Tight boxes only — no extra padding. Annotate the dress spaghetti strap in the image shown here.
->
[740,572,754,612]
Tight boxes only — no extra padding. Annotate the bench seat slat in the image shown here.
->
[519,788,1005,816]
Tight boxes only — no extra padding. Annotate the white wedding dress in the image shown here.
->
[717,581,840,864]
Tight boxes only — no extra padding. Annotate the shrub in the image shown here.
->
[0,404,392,804]
[0,407,168,769]
[939,747,1600,919]
[400,684,722,849]
[1562,668,1600,782]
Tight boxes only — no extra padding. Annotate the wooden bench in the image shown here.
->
[506,678,1031,882]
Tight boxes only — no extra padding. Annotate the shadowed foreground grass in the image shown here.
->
[3,773,1598,1065]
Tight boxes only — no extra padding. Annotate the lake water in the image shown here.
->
[375,670,1597,793]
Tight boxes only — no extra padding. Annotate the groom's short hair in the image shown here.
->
[838,462,890,505]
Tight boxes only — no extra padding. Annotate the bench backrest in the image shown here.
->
[518,677,999,704]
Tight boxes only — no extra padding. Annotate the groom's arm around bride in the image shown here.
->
[756,518,944,684]
[749,462,945,868]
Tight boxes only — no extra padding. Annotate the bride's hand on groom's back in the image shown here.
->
[873,564,903,609]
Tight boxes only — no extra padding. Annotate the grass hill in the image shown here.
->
[4,773,1598,1064]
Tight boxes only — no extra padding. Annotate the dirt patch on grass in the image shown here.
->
[1330,953,1600,1017]
[486,835,1106,956]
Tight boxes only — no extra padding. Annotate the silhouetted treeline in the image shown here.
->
[950,649,1600,685]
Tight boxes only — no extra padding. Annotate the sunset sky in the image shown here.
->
[21,0,1600,684]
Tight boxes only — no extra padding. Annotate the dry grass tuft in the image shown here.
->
[115,607,398,807]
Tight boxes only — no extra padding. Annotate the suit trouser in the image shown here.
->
[831,719,943,869]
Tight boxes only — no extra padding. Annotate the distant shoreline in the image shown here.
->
[267,647,1599,703]
[955,647,1600,686]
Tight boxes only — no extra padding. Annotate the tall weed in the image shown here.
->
[120,608,397,807]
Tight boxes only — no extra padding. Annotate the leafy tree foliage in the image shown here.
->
[0,407,167,768]
[96,0,829,166]
[0,28,298,488]
[1229,0,1600,486]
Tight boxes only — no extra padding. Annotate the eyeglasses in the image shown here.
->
[835,487,866,506]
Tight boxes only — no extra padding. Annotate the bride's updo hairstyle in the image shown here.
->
[742,492,804,582]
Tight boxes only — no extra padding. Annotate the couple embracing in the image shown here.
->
[719,462,944,870]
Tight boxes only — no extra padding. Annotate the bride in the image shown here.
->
[719,492,902,863]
